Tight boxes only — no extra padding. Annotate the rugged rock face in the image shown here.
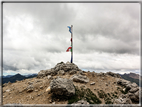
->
[70,74,89,83]
[50,77,75,97]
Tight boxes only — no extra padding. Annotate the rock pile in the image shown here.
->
[115,78,140,104]
[37,62,81,78]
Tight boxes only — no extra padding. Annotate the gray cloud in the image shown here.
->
[3,3,140,75]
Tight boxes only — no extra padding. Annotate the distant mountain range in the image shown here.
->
[2,73,37,84]
[119,72,142,87]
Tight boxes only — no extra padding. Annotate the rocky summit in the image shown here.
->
[2,61,141,105]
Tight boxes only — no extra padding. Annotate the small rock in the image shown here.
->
[37,94,41,96]
[123,88,126,92]
[46,86,51,93]
[102,77,105,80]
[105,83,108,86]
[6,89,10,92]
[28,81,33,85]
[47,75,52,79]
[49,99,52,103]
[35,80,41,83]
[27,85,34,92]
[52,102,55,104]
[35,90,38,92]
[58,70,65,75]
[90,82,95,85]
[40,86,43,89]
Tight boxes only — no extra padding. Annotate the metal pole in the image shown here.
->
[71,25,73,63]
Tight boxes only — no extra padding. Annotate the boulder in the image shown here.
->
[71,99,89,104]
[127,92,139,102]
[37,70,47,78]
[37,69,57,78]
[69,70,77,75]
[58,70,65,75]
[106,72,122,78]
[71,74,89,83]
[27,85,34,92]
[90,82,95,85]
[114,94,132,104]
[126,83,138,91]
[127,89,139,102]
[50,77,75,96]
[45,68,58,76]
[47,75,52,79]
[134,90,139,99]
[117,79,131,87]
[129,87,139,93]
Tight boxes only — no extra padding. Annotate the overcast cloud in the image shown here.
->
[3,3,140,75]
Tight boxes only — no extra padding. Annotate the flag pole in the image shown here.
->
[71,25,73,63]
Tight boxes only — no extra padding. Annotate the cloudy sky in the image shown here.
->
[3,2,140,76]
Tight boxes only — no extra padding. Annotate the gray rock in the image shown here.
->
[37,69,57,78]
[69,70,77,75]
[106,72,122,78]
[47,75,52,79]
[27,85,34,92]
[134,90,139,99]
[127,90,139,102]
[28,81,33,85]
[131,83,138,88]
[90,82,95,85]
[5,89,10,92]
[45,68,58,76]
[78,70,84,75]
[128,92,139,102]
[114,94,132,104]
[129,87,139,93]
[37,70,47,78]
[72,99,89,104]
[117,79,131,87]
[71,74,89,83]
[50,77,75,96]
[58,70,65,75]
